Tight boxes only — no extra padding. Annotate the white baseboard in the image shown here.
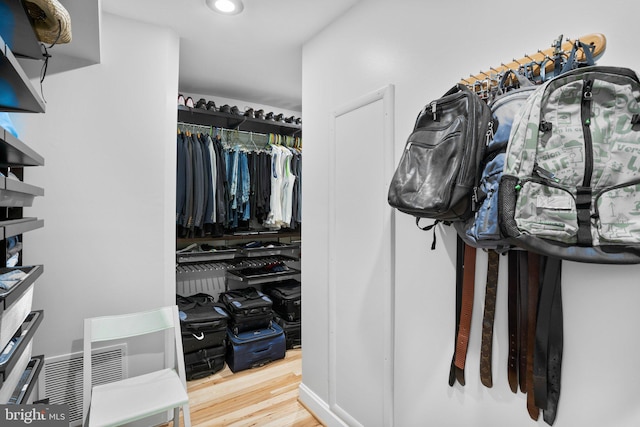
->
[298,382,349,427]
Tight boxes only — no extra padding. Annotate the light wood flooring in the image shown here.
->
[181,349,323,427]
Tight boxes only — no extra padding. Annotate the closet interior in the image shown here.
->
[0,1,46,406]
[176,102,302,377]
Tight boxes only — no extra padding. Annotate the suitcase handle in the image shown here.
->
[253,345,272,355]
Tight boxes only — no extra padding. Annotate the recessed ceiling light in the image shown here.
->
[206,0,244,15]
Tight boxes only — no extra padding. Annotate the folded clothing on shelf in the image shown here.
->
[238,261,290,277]
[0,269,28,291]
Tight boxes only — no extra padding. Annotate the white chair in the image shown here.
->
[82,305,191,427]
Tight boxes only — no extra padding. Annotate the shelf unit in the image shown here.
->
[0,37,45,113]
[177,101,303,376]
[0,1,47,406]
[178,105,302,137]
[176,243,301,296]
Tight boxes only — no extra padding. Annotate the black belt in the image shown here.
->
[526,252,540,421]
[507,251,519,393]
[533,256,563,425]
[517,250,529,394]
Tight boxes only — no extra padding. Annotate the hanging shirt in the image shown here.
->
[205,134,217,224]
[281,147,296,227]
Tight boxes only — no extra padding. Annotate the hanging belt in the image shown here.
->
[449,237,465,386]
[517,251,529,393]
[507,251,519,393]
[526,252,540,421]
[480,250,500,388]
[544,268,563,426]
[533,256,563,425]
[450,239,476,386]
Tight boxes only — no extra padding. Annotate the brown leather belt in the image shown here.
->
[480,250,500,388]
[450,238,476,387]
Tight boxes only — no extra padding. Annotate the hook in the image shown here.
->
[249,132,258,151]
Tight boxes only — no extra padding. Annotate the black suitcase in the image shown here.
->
[221,287,273,335]
[264,279,301,321]
[177,293,229,353]
[184,345,226,380]
[274,314,301,349]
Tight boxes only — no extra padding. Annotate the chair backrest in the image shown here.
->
[82,305,187,425]
[89,305,178,342]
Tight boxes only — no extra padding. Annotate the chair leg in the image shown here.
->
[173,407,180,426]
[182,404,191,427]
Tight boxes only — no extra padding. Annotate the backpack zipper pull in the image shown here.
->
[472,186,479,211]
[431,101,437,120]
[485,120,494,146]
[534,164,560,182]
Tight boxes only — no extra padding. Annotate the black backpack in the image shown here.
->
[388,84,492,223]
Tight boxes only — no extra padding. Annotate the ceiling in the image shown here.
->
[99,0,361,112]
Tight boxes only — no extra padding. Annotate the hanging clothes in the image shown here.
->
[176,132,187,228]
[281,147,296,227]
[289,148,302,229]
[253,150,272,223]
[203,133,217,233]
[199,133,215,235]
[211,131,228,234]
[264,144,295,230]
[176,125,302,237]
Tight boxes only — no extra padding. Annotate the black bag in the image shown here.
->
[221,287,273,335]
[184,345,226,380]
[273,314,301,349]
[177,293,229,353]
[263,279,301,321]
[388,84,492,222]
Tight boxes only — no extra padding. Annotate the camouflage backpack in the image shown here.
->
[499,66,640,263]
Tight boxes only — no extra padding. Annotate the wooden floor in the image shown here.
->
[181,349,323,427]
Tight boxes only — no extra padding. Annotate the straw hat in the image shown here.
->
[23,0,72,45]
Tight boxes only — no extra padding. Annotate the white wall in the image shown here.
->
[12,13,179,365]
[301,1,640,426]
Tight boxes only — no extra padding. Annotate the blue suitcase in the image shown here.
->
[226,323,286,373]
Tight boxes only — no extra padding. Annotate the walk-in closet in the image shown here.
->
[5,1,640,427]
[175,101,303,381]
